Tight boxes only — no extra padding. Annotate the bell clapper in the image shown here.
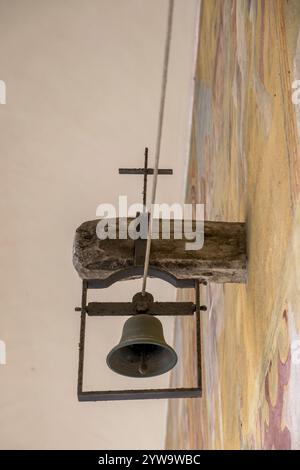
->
[138,351,148,376]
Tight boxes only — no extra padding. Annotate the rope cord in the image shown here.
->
[141,0,174,295]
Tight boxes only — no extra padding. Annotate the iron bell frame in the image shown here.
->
[76,261,206,401]
[75,150,206,401]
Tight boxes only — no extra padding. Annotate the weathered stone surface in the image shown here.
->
[73,218,247,283]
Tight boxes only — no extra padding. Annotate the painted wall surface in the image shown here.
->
[166,0,300,450]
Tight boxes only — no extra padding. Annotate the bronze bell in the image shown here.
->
[106,314,178,378]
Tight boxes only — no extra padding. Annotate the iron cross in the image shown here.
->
[119,147,173,208]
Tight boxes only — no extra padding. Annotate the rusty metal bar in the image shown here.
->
[86,269,196,289]
[119,168,173,175]
[195,279,202,389]
[84,301,196,316]
[78,387,201,401]
[143,147,148,208]
[77,280,87,395]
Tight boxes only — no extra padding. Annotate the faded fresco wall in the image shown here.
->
[166,0,300,449]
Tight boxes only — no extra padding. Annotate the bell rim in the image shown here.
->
[106,340,178,378]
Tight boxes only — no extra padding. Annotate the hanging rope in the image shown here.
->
[142,0,174,295]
